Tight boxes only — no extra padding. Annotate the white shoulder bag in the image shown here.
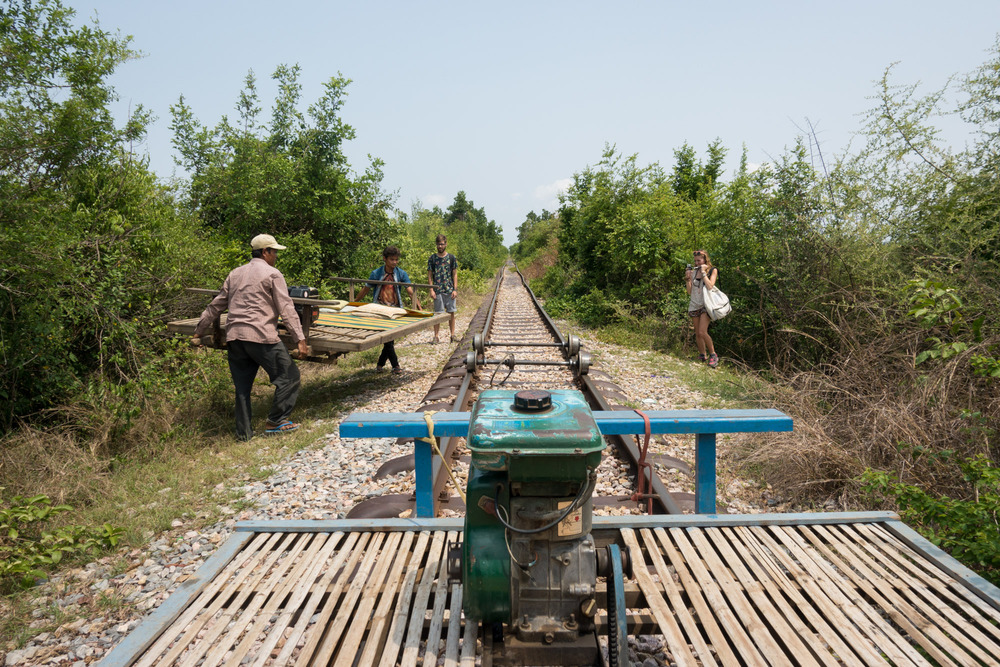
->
[701,272,732,321]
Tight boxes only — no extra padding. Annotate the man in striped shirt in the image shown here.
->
[191,234,309,440]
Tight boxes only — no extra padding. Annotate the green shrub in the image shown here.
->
[0,492,122,592]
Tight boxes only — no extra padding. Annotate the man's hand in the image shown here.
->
[190,335,203,348]
[296,340,309,359]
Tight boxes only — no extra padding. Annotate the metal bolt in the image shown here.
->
[544,632,555,645]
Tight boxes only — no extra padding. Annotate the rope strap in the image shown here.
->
[630,409,654,514]
[418,411,467,504]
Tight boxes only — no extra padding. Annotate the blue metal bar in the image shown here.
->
[340,408,792,514]
[415,438,434,518]
[339,408,792,439]
[883,518,1000,612]
[695,432,717,513]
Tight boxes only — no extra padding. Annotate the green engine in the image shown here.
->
[460,389,605,643]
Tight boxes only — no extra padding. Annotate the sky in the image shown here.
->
[75,1,1000,246]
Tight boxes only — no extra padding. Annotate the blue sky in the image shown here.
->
[78,1,1000,246]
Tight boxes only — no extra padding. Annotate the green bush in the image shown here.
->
[0,492,121,592]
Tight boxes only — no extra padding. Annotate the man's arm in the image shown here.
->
[427,268,436,299]
[451,256,458,296]
[271,274,309,357]
[191,278,231,345]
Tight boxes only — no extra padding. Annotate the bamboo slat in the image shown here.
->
[112,515,1000,667]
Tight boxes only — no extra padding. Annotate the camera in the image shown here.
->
[686,264,692,271]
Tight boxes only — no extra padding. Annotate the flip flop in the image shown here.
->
[265,419,299,435]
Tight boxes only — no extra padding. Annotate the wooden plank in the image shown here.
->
[276,529,363,665]
[742,525,896,666]
[809,523,988,666]
[355,530,418,667]
[422,530,459,667]
[669,527,770,667]
[377,530,433,667]
[443,583,464,667]
[652,527,741,667]
[174,536,316,667]
[850,522,1000,659]
[703,526,832,666]
[218,532,342,667]
[310,531,389,665]
[138,531,292,667]
[170,312,449,355]
[685,527,793,666]
[460,612,478,667]
[859,522,1000,639]
[767,525,931,666]
[727,526,863,666]
[619,528,700,667]
[265,531,365,666]
[400,530,448,667]
[289,530,371,665]
[328,531,404,664]
[103,530,258,667]
[636,528,718,667]
[874,521,1000,619]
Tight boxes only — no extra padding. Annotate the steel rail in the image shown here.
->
[428,263,506,514]
[512,263,681,515]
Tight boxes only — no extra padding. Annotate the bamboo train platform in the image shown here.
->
[100,512,1000,666]
[168,293,449,364]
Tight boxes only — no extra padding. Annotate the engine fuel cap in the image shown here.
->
[513,389,552,412]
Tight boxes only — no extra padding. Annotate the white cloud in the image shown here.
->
[534,178,573,203]
[423,194,448,208]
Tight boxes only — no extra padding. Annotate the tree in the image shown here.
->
[170,65,396,283]
[0,0,210,429]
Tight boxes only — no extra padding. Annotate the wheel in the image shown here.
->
[473,333,485,355]
[466,350,478,372]
[574,351,592,376]
[606,544,628,667]
[566,334,580,357]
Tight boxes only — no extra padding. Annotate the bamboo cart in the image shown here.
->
[168,288,449,364]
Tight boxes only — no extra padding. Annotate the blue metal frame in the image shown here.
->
[339,408,793,515]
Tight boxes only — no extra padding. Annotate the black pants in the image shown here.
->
[377,341,399,369]
[227,340,301,440]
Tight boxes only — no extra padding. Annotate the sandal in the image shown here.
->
[450,335,459,343]
[431,337,440,345]
[391,367,403,375]
[265,419,299,435]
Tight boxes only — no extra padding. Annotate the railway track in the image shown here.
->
[350,262,685,519]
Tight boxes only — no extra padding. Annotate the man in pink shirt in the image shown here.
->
[191,234,309,440]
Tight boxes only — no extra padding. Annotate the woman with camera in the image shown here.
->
[685,250,719,368]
